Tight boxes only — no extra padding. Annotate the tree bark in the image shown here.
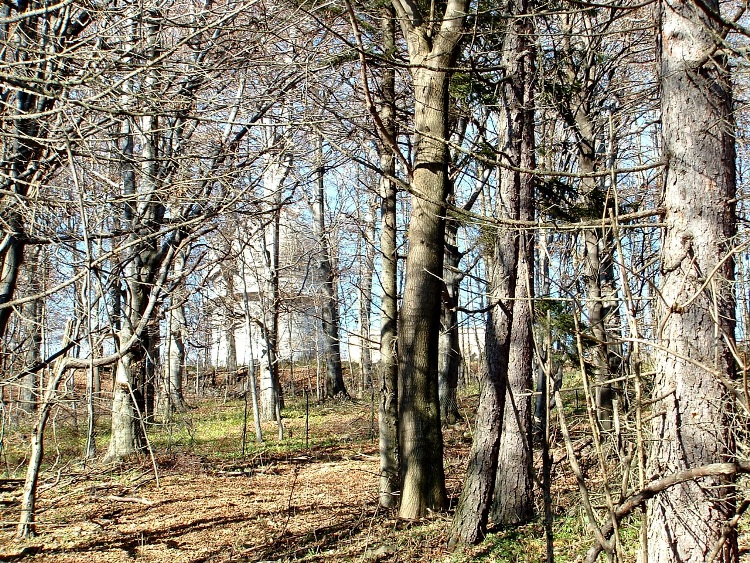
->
[392,0,467,521]
[161,247,188,417]
[647,0,738,560]
[20,245,42,413]
[220,265,239,373]
[439,222,462,426]
[492,9,536,525]
[314,135,347,398]
[358,194,377,392]
[105,12,163,458]
[259,199,281,420]
[377,5,400,510]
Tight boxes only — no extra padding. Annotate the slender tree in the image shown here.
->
[376,4,401,509]
[313,135,348,398]
[19,245,42,413]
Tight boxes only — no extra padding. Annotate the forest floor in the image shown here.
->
[0,386,744,562]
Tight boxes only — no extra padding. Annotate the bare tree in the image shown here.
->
[313,135,347,398]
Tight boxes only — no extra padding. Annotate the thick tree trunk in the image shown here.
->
[105,109,142,462]
[377,6,400,510]
[492,14,535,525]
[448,219,516,543]
[492,204,534,526]
[396,61,452,519]
[106,56,163,457]
[105,349,142,462]
[393,0,467,520]
[450,1,536,539]
[647,0,737,560]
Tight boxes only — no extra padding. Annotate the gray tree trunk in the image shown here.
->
[226,321,238,374]
[558,12,623,434]
[578,133,620,433]
[492,186,534,526]
[258,211,281,421]
[448,209,516,544]
[377,5,400,510]
[449,0,536,540]
[259,129,290,421]
[20,245,42,413]
[220,264,239,374]
[313,136,347,398]
[358,194,377,392]
[105,12,162,459]
[160,247,188,417]
[647,0,738,560]
[438,222,461,426]
[240,249,264,444]
[492,9,535,525]
[105,102,144,463]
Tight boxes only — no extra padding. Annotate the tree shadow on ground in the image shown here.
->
[12,513,249,560]
[217,504,384,563]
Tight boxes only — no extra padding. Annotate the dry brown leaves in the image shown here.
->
[0,401,471,563]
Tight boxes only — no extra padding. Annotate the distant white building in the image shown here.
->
[207,207,325,368]
[346,324,485,367]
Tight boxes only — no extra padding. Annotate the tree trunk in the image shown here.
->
[0,2,91,342]
[161,248,188,417]
[17,362,64,538]
[377,5,400,510]
[492,187,534,527]
[314,136,347,398]
[647,0,737,559]
[358,194,377,392]
[562,26,622,433]
[226,325,238,373]
[258,130,289,421]
[240,251,264,444]
[20,245,42,413]
[105,350,142,462]
[438,222,461,426]
[396,65,450,520]
[106,39,163,457]
[492,10,536,525]
[392,0,467,520]
[450,0,536,539]
[220,265,239,373]
[448,226,515,544]
[105,106,143,462]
